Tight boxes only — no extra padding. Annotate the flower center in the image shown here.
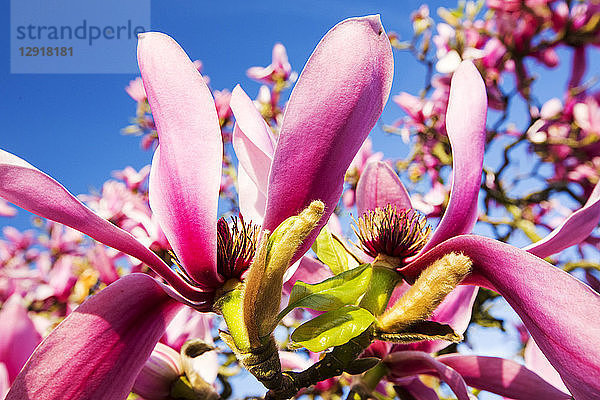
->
[353,205,430,262]
[216,215,260,281]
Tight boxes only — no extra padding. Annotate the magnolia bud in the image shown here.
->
[132,343,182,400]
[244,201,325,341]
[378,252,472,332]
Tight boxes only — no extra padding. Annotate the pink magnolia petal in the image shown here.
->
[6,274,183,400]
[524,338,569,393]
[394,376,440,400]
[282,255,333,296]
[524,181,600,258]
[431,286,477,336]
[0,363,9,399]
[420,61,487,254]
[246,65,274,82]
[384,351,471,400]
[437,355,571,399]
[0,150,205,302]
[132,342,183,400]
[0,198,17,217]
[91,244,120,285]
[47,256,77,302]
[162,308,213,352]
[231,85,275,195]
[264,15,394,264]
[139,32,222,287]
[403,235,600,399]
[356,161,412,216]
[238,166,267,224]
[585,269,600,292]
[0,294,42,383]
[279,351,312,372]
[419,286,479,354]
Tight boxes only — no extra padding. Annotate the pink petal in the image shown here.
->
[0,294,42,383]
[162,308,213,352]
[237,166,267,224]
[437,355,571,399]
[47,256,77,302]
[355,161,412,216]
[0,198,17,217]
[420,61,487,254]
[231,85,275,196]
[384,351,471,400]
[0,150,205,302]
[138,32,222,287]
[91,244,120,285]
[430,286,477,336]
[524,338,569,393]
[394,376,440,400]
[282,255,333,296]
[263,15,393,263]
[0,363,9,399]
[132,342,182,400]
[6,274,182,400]
[231,85,275,206]
[524,181,600,258]
[279,351,312,372]
[403,235,600,399]
[246,65,274,82]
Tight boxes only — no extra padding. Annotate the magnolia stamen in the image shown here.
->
[353,205,431,261]
[216,215,260,280]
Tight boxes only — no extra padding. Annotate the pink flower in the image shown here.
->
[1,15,393,399]
[573,97,600,136]
[356,61,600,399]
[247,43,292,85]
[0,294,42,385]
[0,199,16,217]
[131,343,183,400]
[112,165,151,191]
[213,89,233,122]
[125,77,147,103]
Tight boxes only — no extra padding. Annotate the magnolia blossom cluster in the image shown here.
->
[0,4,599,400]
[383,0,600,271]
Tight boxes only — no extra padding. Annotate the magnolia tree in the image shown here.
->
[1,2,600,400]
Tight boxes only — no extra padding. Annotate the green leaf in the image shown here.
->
[277,264,372,321]
[290,306,375,352]
[311,227,360,275]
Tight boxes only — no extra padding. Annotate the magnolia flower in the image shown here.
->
[355,61,600,399]
[246,43,293,85]
[0,294,42,389]
[125,77,147,103]
[0,199,16,217]
[1,15,393,399]
[112,165,151,191]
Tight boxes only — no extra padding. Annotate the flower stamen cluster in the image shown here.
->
[216,216,260,280]
[353,205,431,260]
